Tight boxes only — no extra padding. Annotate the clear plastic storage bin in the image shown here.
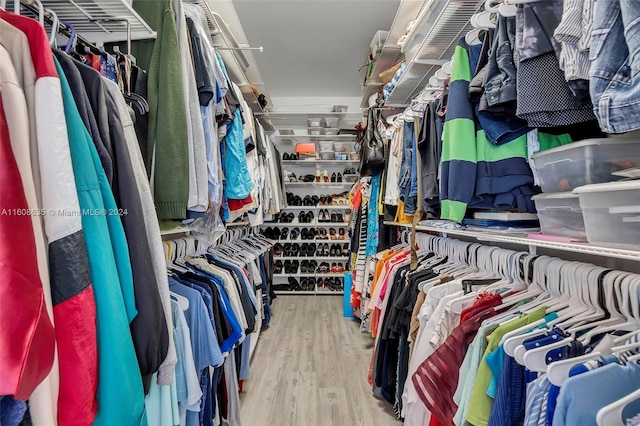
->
[530,139,640,193]
[308,127,322,136]
[318,141,334,152]
[333,142,354,153]
[531,192,586,240]
[573,180,640,249]
[307,118,322,127]
[323,117,339,128]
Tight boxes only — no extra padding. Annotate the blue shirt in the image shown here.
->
[553,361,640,426]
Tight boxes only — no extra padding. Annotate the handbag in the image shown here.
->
[360,108,385,176]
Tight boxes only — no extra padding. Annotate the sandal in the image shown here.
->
[290,227,300,240]
[342,243,349,256]
[330,211,338,223]
[274,260,283,273]
[274,243,283,256]
[338,228,346,239]
[323,170,329,183]
[337,263,345,273]
[329,228,337,240]
[283,243,292,256]
[280,227,289,240]
[331,263,338,273]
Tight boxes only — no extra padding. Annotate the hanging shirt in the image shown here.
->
[553,361,640,426]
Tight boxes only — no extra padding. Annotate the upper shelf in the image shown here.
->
[385,221,640,262]
[269,112,362,129]
[359,0,423,109]
[272,134,357,143]
[385,0,484,107]
[16,0,156,43]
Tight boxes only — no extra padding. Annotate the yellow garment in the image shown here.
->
[465,307,548,426]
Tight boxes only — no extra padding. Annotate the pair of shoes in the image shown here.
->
[288,277,301,291]
[328,278,343,291]
[300,278,315,291]
[261,227,279,240]
[298,211,314,223]
[287,193,303,206]
[274,260,283,273]
[329,228,347,240]
[318,209,331,222]
[344,167,356,174]
[329,172,343,183]
[300,228,314,240]
[284,243,300,256]
[299,243,316,257]
[300,260,318,273]
[279,212,295,223]
[283,152,299,160]
[316,262,330,273]
[330,263,346,273]
[316,228,328,239]
[284,260,299,274]
[330,211,343,222]
[319,194,333,205]
[302,195,319,206]
[328,243,347,257]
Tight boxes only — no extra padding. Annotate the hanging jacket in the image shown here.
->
[73,59,169,391]
[54,57,147,426]
[0,12,96,425]
[104,79,177,387]
[0,88,55,405]
[131,0,190,220]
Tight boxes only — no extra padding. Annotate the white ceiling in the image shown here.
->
[232,0,400,98]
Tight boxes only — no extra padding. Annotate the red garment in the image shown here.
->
[412,294,502,426]
[227,194,252,211]
[0,97,55,400]
[0,12,99,425]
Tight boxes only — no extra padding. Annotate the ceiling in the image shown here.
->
[232,0,401,99]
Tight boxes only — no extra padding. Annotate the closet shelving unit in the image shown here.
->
[13,0,156,43]
[360,0,424,109]
[383,0,485,107]
[264,116,361,295]
[385,222,640,263]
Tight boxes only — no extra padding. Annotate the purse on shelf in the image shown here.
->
[360,107,385,177]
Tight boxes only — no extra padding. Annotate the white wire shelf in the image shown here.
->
[385,221,640,262]
[16,0,156,43]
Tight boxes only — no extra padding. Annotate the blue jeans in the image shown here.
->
[590,0,640,133]
[398,121,414,200]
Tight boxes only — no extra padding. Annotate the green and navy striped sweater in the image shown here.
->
[440,41,571,222]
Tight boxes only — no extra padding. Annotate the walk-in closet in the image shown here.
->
[1,0,639,425]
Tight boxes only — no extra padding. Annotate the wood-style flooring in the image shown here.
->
[240,295,402,426]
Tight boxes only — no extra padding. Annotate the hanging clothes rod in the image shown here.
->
[217,46,264,53]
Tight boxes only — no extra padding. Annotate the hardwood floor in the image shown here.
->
[240,295,402,426]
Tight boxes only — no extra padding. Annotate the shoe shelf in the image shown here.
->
[281,159,359,165]
[265,221,349,227]
[274,290,317,295]
[281,205,352,210]
[284,182,355,187]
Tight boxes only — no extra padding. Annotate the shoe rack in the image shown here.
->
[262,118,361,295]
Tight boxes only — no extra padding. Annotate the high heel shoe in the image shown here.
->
[337,173,343,182]
[330,172,336,183]
[323,170,329,183]
[338,228,346,239]
[315,171,321,182]
[342,243,349,256]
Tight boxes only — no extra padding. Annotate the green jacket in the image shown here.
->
[132,0,189,220]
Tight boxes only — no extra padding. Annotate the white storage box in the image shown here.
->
[308,127,322,136]
[573,180,640,249]
[323,117,339,128]
[530,139,640,193]
[531,192,586,240]
[318,141,334,152]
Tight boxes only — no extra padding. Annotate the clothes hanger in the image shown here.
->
[579,272,640,344]
[46,9,59,47]
[498,3,517,17]
[597,388,640,426]
[0,0,6,11]
[170,292,190,311]
[33,0,44,25]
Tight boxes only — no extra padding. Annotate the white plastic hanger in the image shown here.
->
[170,292,190,311]
[14,0,19,14]
[546,351,604,387]
[596,388,640,426]
[484,0,501,13]
[0,0,6,10]
[498,3,517,17]
[33,0,44,25]
[47,9,59,47]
